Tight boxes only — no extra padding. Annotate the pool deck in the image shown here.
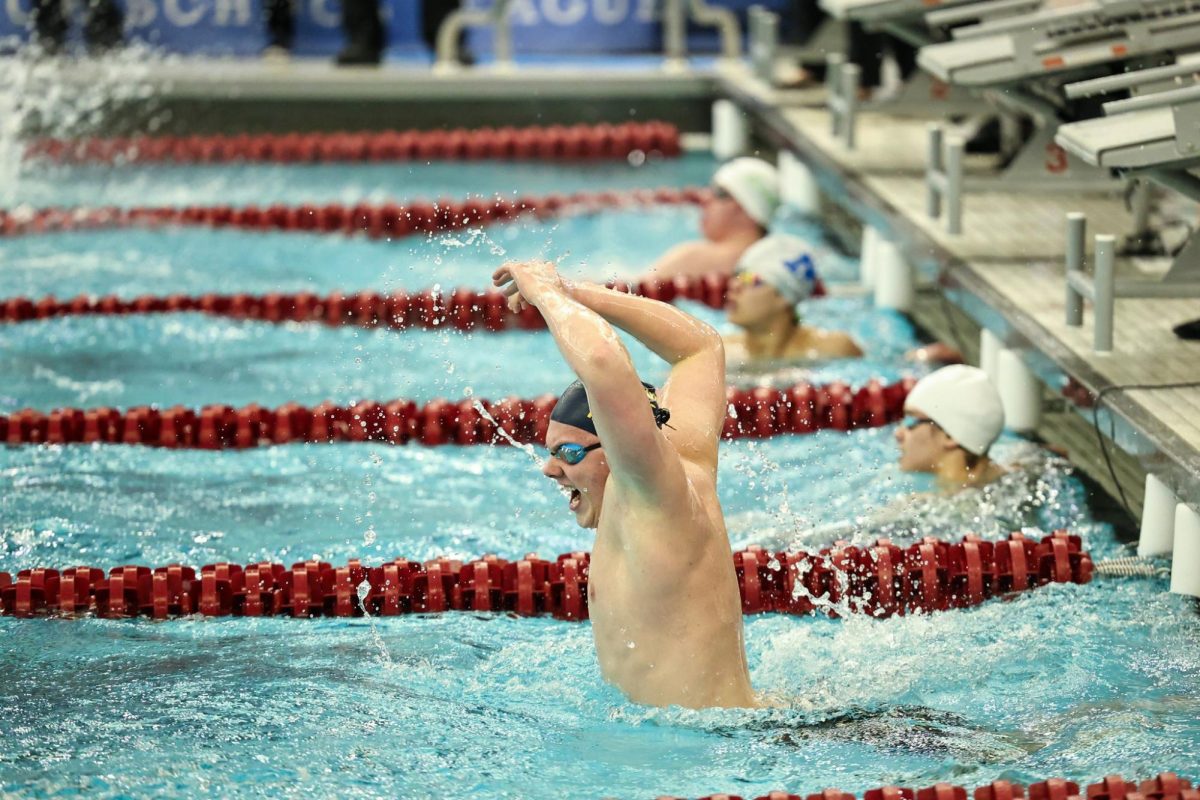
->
[9,53,1199,513]
[718,64,1200,514]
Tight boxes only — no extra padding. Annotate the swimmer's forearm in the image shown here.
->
[567,281,721,365]
[535,285,639,386]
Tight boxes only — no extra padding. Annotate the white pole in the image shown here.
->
[778,151,820,215]
[1139,474,1179,557]
[872,236,914,311]
[979,328,1002,387]
[711,100,749,161]
[860,226,880,289]
[997,348,1042,433]
[1170,503,1200,598]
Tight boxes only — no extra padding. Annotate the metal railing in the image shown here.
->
[435,0,514,70]
[434,0,744,72]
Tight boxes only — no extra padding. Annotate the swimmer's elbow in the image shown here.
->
[693,319,724,354]
[582,339,632,378]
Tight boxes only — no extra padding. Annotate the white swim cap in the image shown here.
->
[712,157,780,228]
[735,234,818,305]
[904,365,1004,456]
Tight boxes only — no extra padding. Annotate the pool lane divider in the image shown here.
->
[0,276,825,330]
[0,185,704,240]
[0,379,913,449]
[0,531,1093,620]
[663,773,1194,800]
[2,270,826,331]
[23,121,681,165]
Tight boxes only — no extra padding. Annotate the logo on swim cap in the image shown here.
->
[784,253,815,282]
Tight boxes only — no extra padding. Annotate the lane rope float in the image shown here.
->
[23,121,682,165]
[0,186,705,241]
[0,532,1092,620]
[0,273,827,330]
[0,275,826,328]
[0,379,914,449]
[658,772,1194,800]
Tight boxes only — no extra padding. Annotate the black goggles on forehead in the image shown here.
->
[547,442,602,465]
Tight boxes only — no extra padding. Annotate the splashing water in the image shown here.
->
[0,44,158,206]
[473,398,548,468]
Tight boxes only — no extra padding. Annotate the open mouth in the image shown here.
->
[568,488,582,511]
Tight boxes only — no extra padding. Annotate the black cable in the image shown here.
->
[1090,380,1200,521]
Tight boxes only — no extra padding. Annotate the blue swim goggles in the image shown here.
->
[548,442,602,465]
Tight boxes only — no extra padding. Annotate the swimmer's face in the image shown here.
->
[541,421,609,530]
[726,272,791,328]
[701,186,754,241]
[895,409,955,472]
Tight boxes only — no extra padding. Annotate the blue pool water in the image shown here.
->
[1,153,1198,798]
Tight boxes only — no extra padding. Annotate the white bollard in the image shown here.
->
[872,236,914,311]
[1139,473,1180,557]
[979,328,1002,387]
[778,151,820,215]
[1170,503,1200,598]
[712,100,749,161]
[860,226,880,289]
[996,348,1042,432]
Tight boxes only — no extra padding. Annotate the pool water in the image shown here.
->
[1,153,1198,798]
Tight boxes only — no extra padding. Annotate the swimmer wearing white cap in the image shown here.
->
[492,259,757,710]
[897,365,1007,488]
[724,234,863,363]
[648,157,780,281]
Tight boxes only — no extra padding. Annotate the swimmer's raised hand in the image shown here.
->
[492,260,568,312]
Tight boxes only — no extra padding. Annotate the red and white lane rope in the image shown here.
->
[0,532,1092,620]
[24,121,681,165]
[0,186,705,240]
[0,379,913,449]
[663,773,1193,800]
[0,272,775,330]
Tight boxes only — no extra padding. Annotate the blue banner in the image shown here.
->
[0,0,794,58]
[0,0,424,57]
[464,0,793,55]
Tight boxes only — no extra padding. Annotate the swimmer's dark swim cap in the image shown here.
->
[550,379,671,436]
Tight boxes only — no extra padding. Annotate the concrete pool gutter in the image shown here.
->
[11,54,1199,547]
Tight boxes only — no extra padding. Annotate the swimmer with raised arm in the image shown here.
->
[492,260,756,709]
[648,157,779,281]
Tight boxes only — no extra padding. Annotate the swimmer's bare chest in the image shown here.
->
[588,514,681,624]
[586,498,722,647]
